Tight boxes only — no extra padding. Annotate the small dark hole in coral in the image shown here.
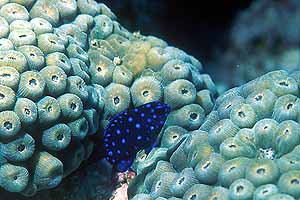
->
[57,133,64,141]
[142,90,149,97]
[291,179,300,184]
[255,95,262,101]
[190,194,197,200]
[156,181,162,189]
[202,161,211,169]
[290,160,296,164]
[229,144,236,148]
[0,73,11,78]
[47,106,52,112]
[70,102,77,110]
[4,121,12,130]
[228,166,236,172]
[236,185,244,193]
[238,111,245,118]
[284,129,289,134]
[49,40,57,44]
[24,108,30,115]
[13,176,18,180]
[18,144,25,152]
[60,59,66,63]
[8,56,16,60]
[190,112,198,120]
[226,104,232,109]
[181,88,189,95]
[29,53,35,57]
[262,189,268,194]
[193,152,197,158]
[29,79,37,86]
[19,34,27,38]
[121,72,125,76]
[114,96,120,105]
[172,134,178,139]
[279,81,288,86]
[263,126,268,129]
[52,75,59,82]
[287,103,293,110]
[141,154,147,160]
[279,81,289,86]
[174,65,180,70]
[12,11,17,14]
[178,177,185,185]
[256,168,265,175]
[97,67,102,72]
[0,93,4,99]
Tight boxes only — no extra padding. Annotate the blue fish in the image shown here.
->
[103,101,170,172]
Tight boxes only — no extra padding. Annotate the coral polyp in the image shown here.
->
[130,70,300,199]
[6,0,299,199]
[0,0,217,198]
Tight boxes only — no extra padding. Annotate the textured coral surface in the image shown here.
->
[0,0,217,198]
[6,0,300,199]
[130,70,300,200]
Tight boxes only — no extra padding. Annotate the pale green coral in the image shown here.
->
[130,70,300,199]
[0,0,217,198]
[0,0,106,196]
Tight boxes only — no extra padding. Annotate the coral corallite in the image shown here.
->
[130,70,300,200]
[2,1,295,199]
[0,0,218,198]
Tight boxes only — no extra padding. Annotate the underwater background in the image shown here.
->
[0,0,300,199]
